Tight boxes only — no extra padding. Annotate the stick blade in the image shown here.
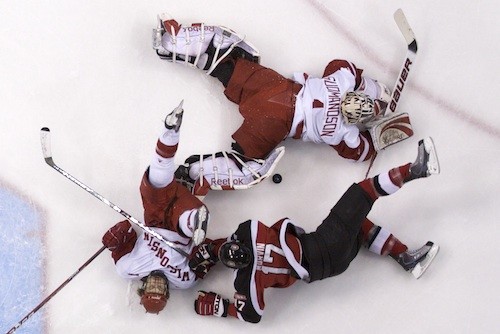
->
[394,9,417,52]
[40,127,54,163]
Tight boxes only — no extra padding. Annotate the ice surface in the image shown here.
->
[1,0,499,333]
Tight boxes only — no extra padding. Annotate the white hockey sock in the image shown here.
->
[158,127,180,147]
[148,152,176,188]
[147,127,179,188]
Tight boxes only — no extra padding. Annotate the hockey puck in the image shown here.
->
[272,173,282,184]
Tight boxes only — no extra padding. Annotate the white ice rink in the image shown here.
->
[1,0,499,333]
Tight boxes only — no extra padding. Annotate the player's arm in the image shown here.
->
[194,291,261,323]
[102,220,137,263]
[331,130,375,162]
[188,238,226,278]
[324,60,391,114]
[323,59,363,87]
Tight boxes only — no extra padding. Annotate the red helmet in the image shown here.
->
[139,271,169,314]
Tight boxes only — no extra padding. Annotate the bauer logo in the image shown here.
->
[389,58,413,112]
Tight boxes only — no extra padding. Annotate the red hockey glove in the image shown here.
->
[189,243,218,278]
[194,291,229,317]
[102,220,136,251]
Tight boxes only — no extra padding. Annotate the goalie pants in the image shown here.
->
[224,59,302,159]
[298,183,374,282]
[140,168,204,233]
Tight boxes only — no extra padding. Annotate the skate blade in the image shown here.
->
[411,243,439,279]
[423,137,440,175]
[192,205,208,245]
[165,100,185,130]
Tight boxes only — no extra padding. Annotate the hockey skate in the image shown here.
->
[152,13,260,75]
[192,205,209,246]
[391,241,439,279]
[164,100,184,132]
[408,137,440,180]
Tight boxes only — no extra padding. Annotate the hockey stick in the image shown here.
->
[364,8,417,178]
[6,246,106,334]
[387,8,418,114]
[40,127,190,257]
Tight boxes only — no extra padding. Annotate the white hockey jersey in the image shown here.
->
[291,64,381,158]
[115,227,197,290]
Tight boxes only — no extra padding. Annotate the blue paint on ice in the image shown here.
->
[0,186,44,334]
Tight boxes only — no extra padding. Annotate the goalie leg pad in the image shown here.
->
[180,146,285,196]
[153,14,260,74]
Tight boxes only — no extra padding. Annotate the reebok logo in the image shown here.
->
[210,178,244,186]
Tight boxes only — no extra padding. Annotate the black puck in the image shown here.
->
[272,173,282,184]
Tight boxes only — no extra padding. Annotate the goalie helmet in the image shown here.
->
[219,240,252,269]
[138,271,169,314]
[340,92,375,125]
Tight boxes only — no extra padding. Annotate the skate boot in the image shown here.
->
[175,164,196,192]
[408,137,440,180]
[391,241,439,279]
[164,100,184,132]
[152,13,260,75]
[192,205,209,246]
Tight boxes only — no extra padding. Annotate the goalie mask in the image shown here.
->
[138,271,169,314]
[219,240,252,269]
[341,92,375,125]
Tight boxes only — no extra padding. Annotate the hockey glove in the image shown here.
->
[373,99,388,117]
[102,220,136,251]
[194,291,228,317]
[189,243,218,279]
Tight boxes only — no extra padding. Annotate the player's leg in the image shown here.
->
[227,69,299,158]
[152,13,260,76]
[299,182,375,282]
[355,138,440,278]
[175,146,285,196]
[147,100,184,188]
[359,218,439,279]
[358,137,440,201]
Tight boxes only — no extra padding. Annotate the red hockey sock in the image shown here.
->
[156,139,178,159]
[360,219,408,256]
[359,163,411,201]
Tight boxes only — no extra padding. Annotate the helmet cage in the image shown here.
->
[340,91,375,125]
[138,271,169,314]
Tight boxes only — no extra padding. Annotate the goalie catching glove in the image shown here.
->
[341,91,413,151]
[367,112,414,151]
[194,291,229,317]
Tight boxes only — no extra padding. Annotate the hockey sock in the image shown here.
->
[148,127,179,188]
[360,219,408,256]
[359,163,411,201]
[157,125,180,152]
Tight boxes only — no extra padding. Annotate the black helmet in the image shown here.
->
[218,240,252,269]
